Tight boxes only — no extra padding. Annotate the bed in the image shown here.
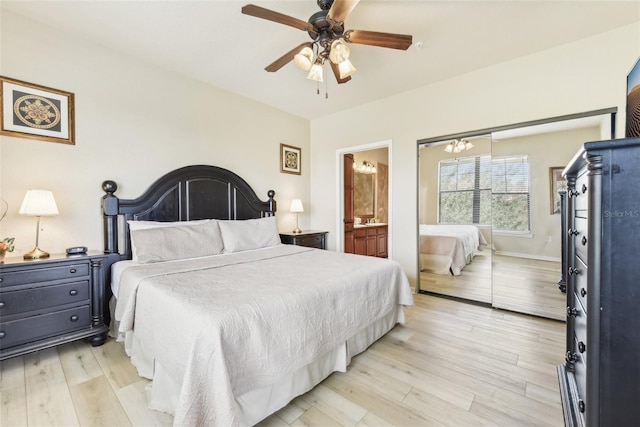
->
[419,224,487,275]
[101,165,413,426]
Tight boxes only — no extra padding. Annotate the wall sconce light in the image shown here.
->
[19,189,58,259]
[290,199,304,234]
[352,161,377,174]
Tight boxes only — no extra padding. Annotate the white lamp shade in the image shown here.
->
[19,190,59,216]
[290,199,304,213]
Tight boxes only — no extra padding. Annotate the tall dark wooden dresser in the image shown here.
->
[557,137,640,426]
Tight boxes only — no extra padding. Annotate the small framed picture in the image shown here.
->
[280,143,301,175]
[0,76,75,145]
[549,166,567,214]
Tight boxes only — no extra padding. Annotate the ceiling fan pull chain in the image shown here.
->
[325,74,329,99]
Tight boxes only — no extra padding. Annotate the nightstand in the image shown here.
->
[0,252,110,360]
[280,231,328,250]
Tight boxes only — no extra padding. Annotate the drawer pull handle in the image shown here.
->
[568,267,580,276]
[578,341,586,353]
[569,189,580,198]
[70,315,79,322]
[69,289,78,296]
[0,331,5,339]
[0,302,5,309]
[578,400,586,413]
[581,184,587,193]
[567,306,579,317]
[568,228,579,236]
[580,288,587,297]
[581,236,587,246]
[565,351,579,363]
[69,268,77,274]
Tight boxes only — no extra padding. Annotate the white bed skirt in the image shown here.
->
[110,298,404,426]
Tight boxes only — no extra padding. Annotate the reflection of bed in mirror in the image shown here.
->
[419,224,488,275]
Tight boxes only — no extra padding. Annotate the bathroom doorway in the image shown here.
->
[336,141,392,258]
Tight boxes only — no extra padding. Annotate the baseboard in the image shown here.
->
[494,251,561,263]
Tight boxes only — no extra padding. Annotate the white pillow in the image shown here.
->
[131,220,224,264]
[218,216,281,253]
[128,219,211,261]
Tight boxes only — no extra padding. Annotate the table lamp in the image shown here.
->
[19,189,59,259]
[290,199,303,234]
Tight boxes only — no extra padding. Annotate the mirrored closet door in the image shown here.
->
[417,110,615,320]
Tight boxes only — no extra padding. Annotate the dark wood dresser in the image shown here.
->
[0,252,109,360]
[280,231,328,249]
[557,137,640,426]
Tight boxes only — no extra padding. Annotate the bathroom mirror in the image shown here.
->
[417,109,616,320]
[354,172,375,218]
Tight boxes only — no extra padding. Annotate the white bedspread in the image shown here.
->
[115,245,413,426]
[419,224,487,275]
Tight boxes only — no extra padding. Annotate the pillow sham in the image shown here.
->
[218,216,281,253]
[131,220,224,264]
[128,219,210,261]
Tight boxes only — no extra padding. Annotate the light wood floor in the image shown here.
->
[420,253,566,321]
[420,251,492,303]
[1,294,565,426]
[492,255,566,321]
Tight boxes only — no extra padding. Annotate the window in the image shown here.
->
[438,154,530,232]
[491,155,530,232]
[439,155,491,225]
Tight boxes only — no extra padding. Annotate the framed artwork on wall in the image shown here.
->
[280,143,301,175]
[0,76,75,145]
[549,166,567,214]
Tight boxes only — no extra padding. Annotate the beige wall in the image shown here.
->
[0,11,310,257]
[309,22,640,286]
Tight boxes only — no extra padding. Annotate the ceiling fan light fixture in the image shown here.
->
[338,58,356,79]
[444,142,454,153]
[307,61,324,82]
[294,46,314,71]
[329,39,350,64]
[464,140,474,150]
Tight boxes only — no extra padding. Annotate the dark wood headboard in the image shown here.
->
[101,164,276,259]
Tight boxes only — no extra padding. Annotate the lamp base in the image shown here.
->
[23,247,50,260]
[292,227,302,234]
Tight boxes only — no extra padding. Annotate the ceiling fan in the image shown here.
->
[241,0,413,84]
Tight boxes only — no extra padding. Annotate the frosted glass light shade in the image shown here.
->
[338,59,356,79]
[290,199,304,213]
[329,39,350,64]
[19,190,59,216]
[294,46,313,71]
[307,63,323,82]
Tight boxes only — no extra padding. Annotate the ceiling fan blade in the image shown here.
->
[330,62,352,84]
[345,30,413,50]
[242,4,315,33]
[265,42,313,72]
[327,0,360,23]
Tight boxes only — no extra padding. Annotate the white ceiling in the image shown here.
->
[3,1,639,120]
